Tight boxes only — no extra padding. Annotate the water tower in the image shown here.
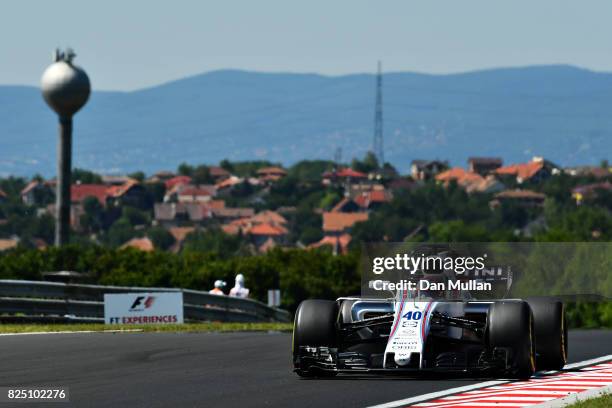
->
[41,48,91,246]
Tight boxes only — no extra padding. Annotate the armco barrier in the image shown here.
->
[0,280,291,323]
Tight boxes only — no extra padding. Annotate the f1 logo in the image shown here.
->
[130,296,156,310]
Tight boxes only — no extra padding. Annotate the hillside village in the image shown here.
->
[0,154,610,254]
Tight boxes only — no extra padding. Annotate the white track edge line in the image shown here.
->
[365,355,612,408]
[563,355,612,370]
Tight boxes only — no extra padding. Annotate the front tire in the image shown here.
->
[293,299,338,377]
[488,301,536,379]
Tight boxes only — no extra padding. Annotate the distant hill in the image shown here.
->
[1,65,611,176]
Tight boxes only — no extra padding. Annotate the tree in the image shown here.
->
[121,206,150,227]
[72,168,102,184]
[105,218,138,247]
[192,165,214,184]
[428,220,490,242]
[289,160,335,182]
[144,182,166,205]
[319,191,342,210]
[220,159,234,173]
[289,209,322,244]
[148,227,176,251]
[299,226,323,245]
[178,163,194,176]
[182,229,245,258]
[128,171,145,182]
[217,160,277,177]
[0,177,27,198]
[32,184,55,206]
[351,151,379,173]
[80,196,105,233]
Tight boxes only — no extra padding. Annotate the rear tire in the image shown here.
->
[527,297,568,371]
[293,299,338,377]
[487,301,536,379]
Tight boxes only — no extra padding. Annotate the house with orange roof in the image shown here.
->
[346,182,384,196]
[0,188,6,203]
[43,202,86,231]
[163,183,216,203]
[248,222,288,250]
[435,167,466,183]
[494,157,559,184]
[435,167,507,194]
[249,210,287,226]
[121,237,155,252]
[353,189,393,210]
[220,210,287,237]
[322,212,369,234]
[0,238,19,252]
[331,197,361,213]
[435,167,492,189]
[571,182,612,205]
[71,184,110,206]
[564,165,612,178]
[21,180,55,206]
[218,209,289,251]
[309,233,352,255]
[257,166,287,182]
[70,180,147,208]
[322,168,368,186]
[164,175,192,190]
[333,168,368,179]
[387,178,416,193]
[154,202,213,227]
[167,226,196,253]
[162,183,182,202]
[176,185,217,203]
[317,212,368,256]
[258,237,277,253]
[435,167,484,184]
[489,189,546,209]
[106,180,147,208]
[101,175,138,186]
[249,222,288,236]
[205,200,226,210]
[208,166,232,182]
[463,175,506,194]
[221,218,251,235]
[411,160,449,181]
[211,207,256,222]
[215,175,244,192]
[468,157,503,176]
[146,171,176,184]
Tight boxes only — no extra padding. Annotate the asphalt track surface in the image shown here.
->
[0,330,610,408]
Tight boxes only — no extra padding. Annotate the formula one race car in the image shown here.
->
[293,292,567,379]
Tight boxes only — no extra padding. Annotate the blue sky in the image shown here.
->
[2,0,612,91]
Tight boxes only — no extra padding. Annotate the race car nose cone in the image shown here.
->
[395,353,412,366]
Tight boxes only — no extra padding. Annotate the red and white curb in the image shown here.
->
[368,355,612,408]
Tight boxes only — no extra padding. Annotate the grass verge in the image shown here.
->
[566,393,611,408]
[0,322,293,334]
